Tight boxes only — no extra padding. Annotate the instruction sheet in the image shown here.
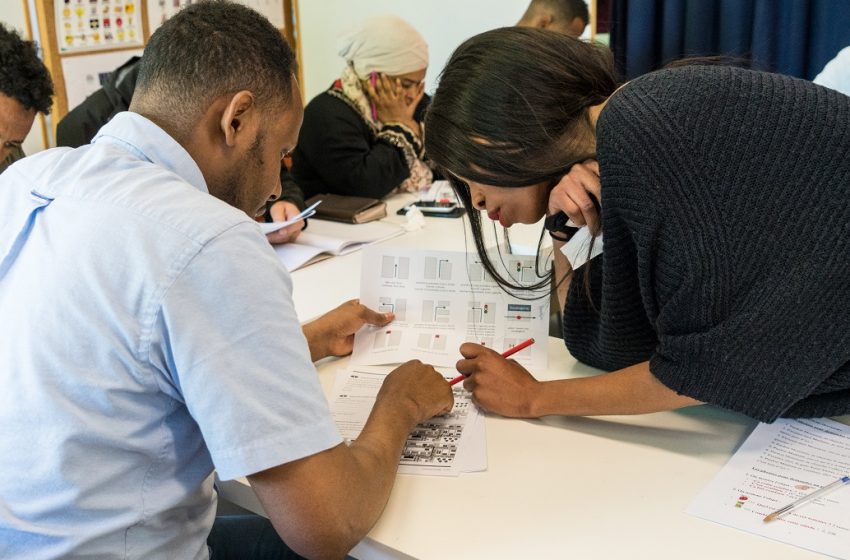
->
[687,418,850,559]
[329,367,486,476]
[351,247,549,369]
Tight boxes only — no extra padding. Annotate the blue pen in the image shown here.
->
[763,475,850,522]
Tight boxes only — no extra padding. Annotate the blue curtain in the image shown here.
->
[610,0,850,80]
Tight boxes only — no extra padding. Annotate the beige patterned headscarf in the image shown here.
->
[337,15,429,79]
[333,16,433,193]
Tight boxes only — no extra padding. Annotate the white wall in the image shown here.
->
[297,1,528,102]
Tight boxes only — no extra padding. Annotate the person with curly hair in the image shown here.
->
[0,23,53,174]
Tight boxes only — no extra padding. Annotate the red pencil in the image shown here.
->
[448,338,535,386]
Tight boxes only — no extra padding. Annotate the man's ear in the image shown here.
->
[220,90,257,148]
[533,14,554,29]
[568,17,587,37]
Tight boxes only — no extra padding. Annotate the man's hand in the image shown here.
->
[265,200,304,245]
[248,359,452,559]
[548,159,602,234]
[302,299,393,362]
[378,360,455,424]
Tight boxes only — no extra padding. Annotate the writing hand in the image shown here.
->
[265,200,304,245]
[378,360,455,424]
[455,343,542,418]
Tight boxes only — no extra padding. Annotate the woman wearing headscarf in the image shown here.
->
[291,15,434,200]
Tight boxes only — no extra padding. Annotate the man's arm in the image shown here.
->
[248,360,452,559]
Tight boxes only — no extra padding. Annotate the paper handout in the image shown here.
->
[329,367,487,476]
[351,247,549,369]
[687,418,850,559]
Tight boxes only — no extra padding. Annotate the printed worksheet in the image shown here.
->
[329,367,486,476]
[687,418,850,559]
[351,248,549,369]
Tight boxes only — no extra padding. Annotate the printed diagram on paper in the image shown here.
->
[352,248,549,369]
[330,368,486,476]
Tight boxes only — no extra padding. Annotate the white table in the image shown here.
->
[218,195,830,559]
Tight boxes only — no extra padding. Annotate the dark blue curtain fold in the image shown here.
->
[610,0,850,80]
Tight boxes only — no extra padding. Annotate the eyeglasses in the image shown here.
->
[398,78,425,90]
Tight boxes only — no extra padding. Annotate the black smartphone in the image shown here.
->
[545,193,600,238]
[405,201,458,214]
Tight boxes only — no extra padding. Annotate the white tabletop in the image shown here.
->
[217,194,828,559]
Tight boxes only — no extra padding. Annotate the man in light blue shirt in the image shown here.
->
[0,3,452,559]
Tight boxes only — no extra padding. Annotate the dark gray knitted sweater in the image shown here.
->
[563,65,850,422]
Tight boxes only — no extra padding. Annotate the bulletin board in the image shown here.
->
[54,0,144,53]
[32,0,302,130]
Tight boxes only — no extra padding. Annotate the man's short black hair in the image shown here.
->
[533,0,590,26]
[135,0,295,128]
[0,23,54,114]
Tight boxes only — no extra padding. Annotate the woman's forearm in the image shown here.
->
[529,361,702,417]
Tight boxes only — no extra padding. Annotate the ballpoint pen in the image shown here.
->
[763,475,850,523]
[449,338,535,386]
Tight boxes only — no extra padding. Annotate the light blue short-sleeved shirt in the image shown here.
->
[0,112,343,559]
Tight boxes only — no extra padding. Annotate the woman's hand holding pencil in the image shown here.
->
[452,338,541,417]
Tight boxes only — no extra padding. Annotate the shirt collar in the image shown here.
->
[92,112,208,194]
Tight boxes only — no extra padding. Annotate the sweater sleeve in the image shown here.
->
[293,94,411,199]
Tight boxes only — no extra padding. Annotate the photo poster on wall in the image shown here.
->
[147,0,284,35]
[61,49,144,110]
[55,0,144,53]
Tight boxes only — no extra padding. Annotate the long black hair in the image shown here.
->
[425,27,619,293]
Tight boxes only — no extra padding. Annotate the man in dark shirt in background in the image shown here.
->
[517,0,589,37]
[56,56,140,149]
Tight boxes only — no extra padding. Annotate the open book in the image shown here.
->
[274,218,404,272]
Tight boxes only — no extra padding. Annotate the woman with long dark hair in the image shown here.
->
[425,27,850,423]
